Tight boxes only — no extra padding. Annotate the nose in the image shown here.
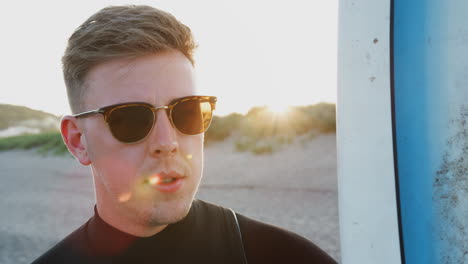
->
[149,109,179,157]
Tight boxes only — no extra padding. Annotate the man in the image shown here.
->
[32,5,336,264]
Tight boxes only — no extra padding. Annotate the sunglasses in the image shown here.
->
[73,96,217,143]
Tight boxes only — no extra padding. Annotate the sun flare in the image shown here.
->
[148,175,160,185]
[266,104,291,116]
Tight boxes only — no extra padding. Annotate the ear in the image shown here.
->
[61,115,91,166]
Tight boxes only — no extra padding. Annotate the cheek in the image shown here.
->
[84,122,146,188]
[82,118,115,154]
[94,150,142,173]
[180,135,204,174]
[91,148,147,196]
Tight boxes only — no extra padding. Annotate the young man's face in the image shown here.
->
[75,51,203,233]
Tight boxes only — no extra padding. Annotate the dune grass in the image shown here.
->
[228,103,335,154]
[0,104,59,130]
[0,131,69,156]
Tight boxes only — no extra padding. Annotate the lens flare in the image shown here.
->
[148,175,161,185]
[118,192,132,202]
[266,104,291,116]
[186,154,193,160]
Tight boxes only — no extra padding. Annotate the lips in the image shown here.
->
[149,171,185,193]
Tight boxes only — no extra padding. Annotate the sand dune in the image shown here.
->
[0,133,339,263]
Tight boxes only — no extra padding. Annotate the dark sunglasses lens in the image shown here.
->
[107,105,154,143]
[172,99,213,135]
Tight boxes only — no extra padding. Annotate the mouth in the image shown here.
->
[146,171,185,193]
[159,177,177,184]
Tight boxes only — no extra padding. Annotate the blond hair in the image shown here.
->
[63,5,196,113]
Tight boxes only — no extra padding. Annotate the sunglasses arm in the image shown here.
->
[73,109,104,118]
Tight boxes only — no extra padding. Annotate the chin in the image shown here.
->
[143,194,195,226]
[129,174,202,227]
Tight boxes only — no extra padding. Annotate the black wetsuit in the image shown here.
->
[31,200,336,264]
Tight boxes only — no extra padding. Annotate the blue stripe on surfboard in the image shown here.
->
[393,0,445,263]
[394,0,468,263]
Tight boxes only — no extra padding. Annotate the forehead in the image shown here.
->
[83,51,196,109]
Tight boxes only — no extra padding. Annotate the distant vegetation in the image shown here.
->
[0,132,69,156]
[206,103,336,154]
[0,104,59,133]
[0,103,335,155]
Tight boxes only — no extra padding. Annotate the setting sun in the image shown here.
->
[266,104,292,117]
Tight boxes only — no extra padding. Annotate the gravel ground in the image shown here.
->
[0,134,340,263]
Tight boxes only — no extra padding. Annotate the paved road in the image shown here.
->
[0,134,339,263]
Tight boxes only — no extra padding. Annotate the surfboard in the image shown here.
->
[337,0,468,263]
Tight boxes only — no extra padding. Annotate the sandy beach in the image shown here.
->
[0,133,339,263]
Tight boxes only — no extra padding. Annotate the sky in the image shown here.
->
[0,0,338,117]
